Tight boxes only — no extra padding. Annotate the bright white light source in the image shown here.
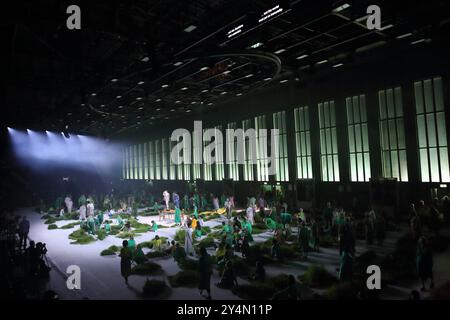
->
[184,25,197,33]
[333,63,344,68]
[136,97,142,100]
[173,61,183,66]
[161,84,169,88]
[141,56,149,62]
[155,98,162,102]
[274,48,286,54]
[264,77,272,81]
[333,3,350,13]
[411,38,427,45]
[280,79,288,83]
[245,74,253,78]
[91,93,96,96]
[317,59,328,65]
[236,93,243,96]
[201,89,208,93]
[250,42,263,49]
[116,95,122,99]
[138,81,145,85]
[227,24,244,38]
[259,5,284,23]
[111,78,118,82]
[181,87,188,91]
[296,54,309,60]
[199,67,209,71]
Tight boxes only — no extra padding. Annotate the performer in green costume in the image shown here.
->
[265,217,277,230]
[174,207,182,225]
[78,194,86,207]
[104,220,111,234]
[150,220,158,232]
[87,216,96,235]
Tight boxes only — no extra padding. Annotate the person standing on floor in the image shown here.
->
[120,240,132,285]
[18,216,30,249]
[198,246,213,300]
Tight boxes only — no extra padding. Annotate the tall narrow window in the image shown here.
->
[379,87,408,181]
[149,141,155,180]
[123,148,127,179]
[192,131,202,180]
[134,145,139,179]
[227,122,239,180]
[143,143,149,179]
[128,146,133,179]
[255,115,269,181]
[215,125,225,181]
[273,111,289,181]
[161,138,168,180]
[318,101,340,181]
[169,138,177,180]
[242,119,255,181]
[294,106,312,179]
[138,144,143,179]
[155,140,161,180]
[203,128,213,181]
[415,77,450,182]
[347,94,371,182]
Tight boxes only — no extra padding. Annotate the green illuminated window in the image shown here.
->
[123,148,127,179]
[415,76,450,182]
[227,122,239,181]
[134,145,139,179]
[215,125,225,181]
[148,141,155,180]
[192,131,202,180]
[319,101,340,182]
[128,146,134,179]
[203,128,213,181]
[169,138,177,180]
[161,138,168,180]
[155,140,161,180]
[242,119,255,181]
[346,94,371,182]
[379,87,408,182]
[273,111,289,181]
[255,115,269,182]
[294,106,312,179]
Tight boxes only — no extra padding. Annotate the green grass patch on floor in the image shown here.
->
[178,257,198,271]
[168,270,199,288]
[196,236,216,249]
[60,222,79,229]
[299,265,338,289]
[48,224,58,230]
[131,262,162,275]
[100,245,120,256]
[142,279,167,297]
[96,229,107,240]
[145,251,168,259]
[174,229,186,242]
[69,229,97,245]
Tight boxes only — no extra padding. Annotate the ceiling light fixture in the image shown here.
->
[250,42,263,49]
[161,84,169,88]
[184,25,197,33]
[296,54,309,60]
[396,32,413,39]
[274,48,286,54]
[333,3,350,13]
[173,61,183,66]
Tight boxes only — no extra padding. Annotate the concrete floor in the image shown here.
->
[18,207,450,300]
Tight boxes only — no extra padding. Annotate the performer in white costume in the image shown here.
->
[184,223,195,256]
[79,204,87,220]
[86,200,95,217]
[65,196,73,213]
[246,205,255,225]
[163,190,170,210]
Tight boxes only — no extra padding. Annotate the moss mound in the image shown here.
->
[60,222,79,229]
[146,251,168,259]
[168,270,199,288]
[174,229,186,242]
[48,224,58,230]
[69,229,97,245]
[142,279,167,297]
[197,236,216,248]
[131,262,162,275]
[100,248,116,256]
[300,265,338,288]
[96,229,107,240]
